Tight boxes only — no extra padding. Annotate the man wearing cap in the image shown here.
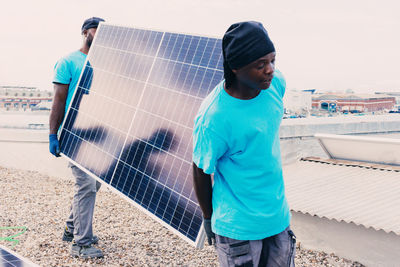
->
[49,17,105,258]
[192,21,296,266]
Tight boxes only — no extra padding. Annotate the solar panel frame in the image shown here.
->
[58,22,224,248]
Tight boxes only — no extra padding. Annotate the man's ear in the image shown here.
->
[82,29,88,37]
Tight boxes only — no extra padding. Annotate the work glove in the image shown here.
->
[203,218,215,245]
[49,134,60,157]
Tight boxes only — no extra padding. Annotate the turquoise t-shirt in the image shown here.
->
[53,50,87,115]
[193,69,291,240]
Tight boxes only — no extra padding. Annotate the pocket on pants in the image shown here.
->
[287,230,296,267]
[216,236,253,267]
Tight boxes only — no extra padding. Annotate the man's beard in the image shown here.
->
[86,34,93,48]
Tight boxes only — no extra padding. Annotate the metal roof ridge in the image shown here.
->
[291,210,400,236]
[300,157,400,172]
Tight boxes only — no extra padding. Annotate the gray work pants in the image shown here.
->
[215,226,296,267]
[66,163,101,246]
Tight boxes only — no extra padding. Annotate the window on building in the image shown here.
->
[321,102,329,110]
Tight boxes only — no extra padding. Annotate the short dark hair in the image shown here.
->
[223,60,236,88]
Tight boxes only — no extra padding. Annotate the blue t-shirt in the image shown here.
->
[53,50,87,115]
[193,69,291,240]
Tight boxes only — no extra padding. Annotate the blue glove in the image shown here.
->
[203,218,215,245]
[49,134,60,157]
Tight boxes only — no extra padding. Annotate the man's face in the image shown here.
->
[233,52,276,90]
[84,28,98,48]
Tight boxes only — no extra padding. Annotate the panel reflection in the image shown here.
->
[59,25,223,242]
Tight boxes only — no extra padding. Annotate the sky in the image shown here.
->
[0,0,399,93]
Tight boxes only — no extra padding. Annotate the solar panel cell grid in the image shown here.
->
[59,23,223,247]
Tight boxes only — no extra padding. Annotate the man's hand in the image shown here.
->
[49,134,60,157]
[203,218,215,245]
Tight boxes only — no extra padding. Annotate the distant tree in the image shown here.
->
[22,92,26,96]
[29,93,33,97]
[14,93,18,96]
[37,93,41,97]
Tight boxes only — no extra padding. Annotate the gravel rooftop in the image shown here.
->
[0,166,365,266]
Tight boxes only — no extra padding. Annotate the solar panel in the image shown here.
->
[59,23,224,247]
[0,245,39,267]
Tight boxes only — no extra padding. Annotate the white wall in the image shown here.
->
[283,90,312,114]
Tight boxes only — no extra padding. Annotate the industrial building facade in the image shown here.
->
[312,94,395,112]
[0,86,52,110]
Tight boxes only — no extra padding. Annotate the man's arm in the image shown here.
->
[48,83,68,157]
[193,162,215,245]
[192,162,213,219]
[49,83,68,134]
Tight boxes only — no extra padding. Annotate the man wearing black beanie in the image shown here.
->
[49,17,105,258]
[193,21,296,266]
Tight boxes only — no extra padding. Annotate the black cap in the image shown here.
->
[81,17,105,33]
[222,21,275,70]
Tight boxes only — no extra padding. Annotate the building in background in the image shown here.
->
[375,92,400,112]
[312,93,395,113]
[0,86,52,111]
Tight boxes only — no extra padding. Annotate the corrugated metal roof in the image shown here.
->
[283,158,400,235]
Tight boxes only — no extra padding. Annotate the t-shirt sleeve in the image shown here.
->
[274,69,286,98]
[192,120,228,175]
[53,58,71,85]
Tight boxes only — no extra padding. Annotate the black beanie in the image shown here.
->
[81,17,105,33]
[222,21,275,70]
